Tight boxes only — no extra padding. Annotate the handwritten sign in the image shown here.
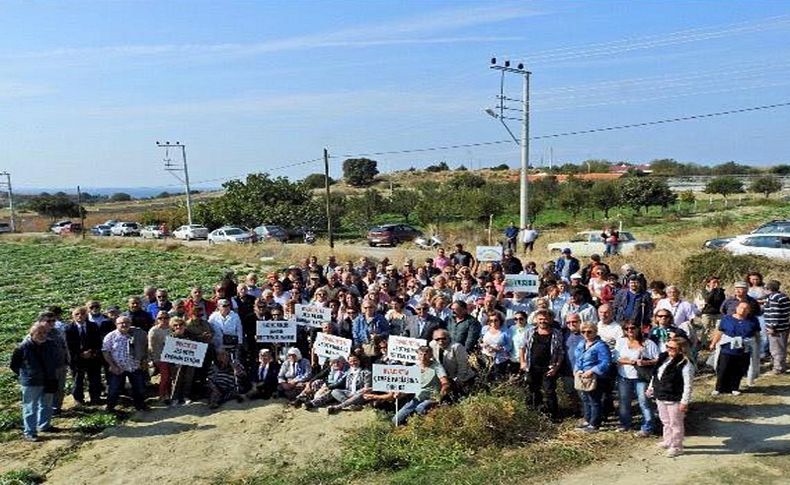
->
[505,274,540,293]
[476,245,503,262]
[295,304,332,328]
[313,332,352,360]
[387,335,426,364]
[256,320,297,343]
[372,364,421,393]
[160,337,208,368]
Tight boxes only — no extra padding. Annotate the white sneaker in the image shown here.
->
[666,447,683,458]
[731,391,741,396]
[710,390,720,396]
[656,441,670,449]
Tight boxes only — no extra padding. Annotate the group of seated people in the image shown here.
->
[11,247,789,457]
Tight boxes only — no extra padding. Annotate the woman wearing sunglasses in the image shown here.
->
[614,322,659,436]
[573,322,612,433]
[647,336,693,458]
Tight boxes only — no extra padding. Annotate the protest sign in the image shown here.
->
[313,332,352,360]
[256,320,297,343]
[160,337,208,368]
[476,245,503,262]
[505,274,540,293]
[387,335,426,364]
[295,304,332,328]
[372,364,421,393]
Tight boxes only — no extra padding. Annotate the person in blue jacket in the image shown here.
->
[352,301,389,347]
[555,248,580,282]
[573,322,612,433]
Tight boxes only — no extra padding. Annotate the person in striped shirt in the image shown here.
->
[763,280,790,374]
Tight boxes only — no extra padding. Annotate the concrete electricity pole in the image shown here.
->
[486,58,531,229]
[156,141,193,225]
[0,171,16,232]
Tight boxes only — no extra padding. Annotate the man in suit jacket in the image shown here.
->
[246,349,280,400]
[64,307,103,404]
[429,328,475,399]
[403,303,443,341]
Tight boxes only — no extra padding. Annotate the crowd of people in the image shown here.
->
[10,244,790,458]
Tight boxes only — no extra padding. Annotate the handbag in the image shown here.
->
[635,364,654,382]
[574,371,597,391]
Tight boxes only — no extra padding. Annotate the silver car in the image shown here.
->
[208,226,254,244]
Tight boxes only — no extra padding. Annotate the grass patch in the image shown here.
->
[0,469,45,485]
[73,412,118,434]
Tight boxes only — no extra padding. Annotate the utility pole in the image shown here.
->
[0,171,15,232]
[156,141,193,225]
[77,185,85,240]
[486,58,531,228]
[324,148,334,249]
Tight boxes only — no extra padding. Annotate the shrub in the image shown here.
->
[0,469,44,484]
[679,252,790,291]
[0,407,21,431]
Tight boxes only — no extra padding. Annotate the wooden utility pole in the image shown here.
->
[324,148,334,249]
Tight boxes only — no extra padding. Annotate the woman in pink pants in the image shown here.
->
[647,336,694,458]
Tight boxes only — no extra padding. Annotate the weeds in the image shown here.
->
[0,469,44,485]
[74,412,118,434]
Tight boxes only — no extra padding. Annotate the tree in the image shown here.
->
[749,175,783,198]
[342,189,385,233]
[342,158,379,187]
[678,190,696,204]
[557,183,589,219]
[704,176,744,200]
[712,161,756,175]
[388,189,416,223]
[530,175,560,202]
[302,173,334,189]
[27,195,84,220]
[769,164,790,175]
[619,177,676,213]
[455,164,468,171]
[109,192,132,202]
[155,191,172,199]
[489,163,510,171]
[447,172,486,190]
[590,181,620,218]
[425,161,450,173]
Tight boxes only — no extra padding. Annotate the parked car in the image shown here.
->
[547,230,655,257]
[50,220,73,234]
[61,223,83,236]
[253,225,289,243]
[208,226,254,244]
[723,233,790,260]
[111,222,141,237]
[703,219,790,250]
[0,222,12,234]
[91,224,113,236]
[172,224,209,241]
[140,225,166,239]
[367,224,423,247]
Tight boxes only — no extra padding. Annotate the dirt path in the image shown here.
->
[35,399,372,485]
[554,372,790,485]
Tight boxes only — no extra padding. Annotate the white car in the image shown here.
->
[140,225,166,239]
[111,222,140,237]
[547,230,655,257]
[173,224,209,241]
[208,226,254,244]
[50,220,73,234]
[723,233,790,260]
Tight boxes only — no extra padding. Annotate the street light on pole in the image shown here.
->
[156,141,193,225]
[486,58,531,229]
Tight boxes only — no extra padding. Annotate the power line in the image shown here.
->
[339,101,790,158]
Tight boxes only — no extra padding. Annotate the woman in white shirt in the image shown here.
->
[614,322,659,437]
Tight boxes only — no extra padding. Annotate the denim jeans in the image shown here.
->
[21,386,54,437]
[107,369,147,410]
[618,377,654,432]
[393,397,437,426]
[580,387,603,428]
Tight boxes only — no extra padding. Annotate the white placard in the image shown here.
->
[372,364,421,394]
[295,304,332,328]
[312,332,352,360]
[387,335,427,364]
[505,274,540,293]
[476,246,503,262]
[160,337,208,368]
[256,320,297,343]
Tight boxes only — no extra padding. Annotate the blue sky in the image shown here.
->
[1,0,789,191]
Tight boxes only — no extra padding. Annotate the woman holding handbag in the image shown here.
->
[647,336,694,458]
[573,322,612,433]
[614,322,659,436]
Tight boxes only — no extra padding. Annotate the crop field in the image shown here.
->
[0,239,233,433]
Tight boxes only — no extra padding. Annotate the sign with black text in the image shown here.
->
[505,274,540,293]
[476,246,503,262]
[256,320,297,343]
[387,335,426,364]
[295,304,332,328]
[160,337,208,368]
[312,332,352,360]
[372,364,421,393]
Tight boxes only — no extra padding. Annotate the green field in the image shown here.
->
[0,240,232,432]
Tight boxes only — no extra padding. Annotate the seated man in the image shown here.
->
[326,354,372,414]
[207,352,244,409]
[295,356,347,408]
[429,328,475,399]
[393,346,449,426]
[246,349,281,400]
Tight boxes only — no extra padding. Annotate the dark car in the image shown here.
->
[367,224,422,247]
[253,225,289,243]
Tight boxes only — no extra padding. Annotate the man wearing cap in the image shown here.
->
[501,248,524,275]
[763,280,790,374]
[720,281,761,318]
[569,273,593,305]
[554,248,580,282]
